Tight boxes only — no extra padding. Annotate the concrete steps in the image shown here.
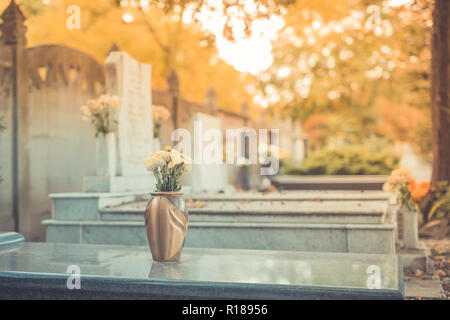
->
[43,218,396,253]
[272,175,388,191]
[101,200,389,224]
[43,191,398,254]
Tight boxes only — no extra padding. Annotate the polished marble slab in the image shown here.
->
[0,232,24,249]
[0,242,403,299]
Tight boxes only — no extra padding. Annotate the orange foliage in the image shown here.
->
[375,99,431,155]
[303,114,329,150]
[408,178,430,202]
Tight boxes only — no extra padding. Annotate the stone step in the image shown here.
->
[49,191,394,225]
[49,191,396,222]
[184,190,393,201]
[271,175,388,191]
[0,232,25,251]
[48,191,147,221]
[101,200,391,225]
[43,219,396,254]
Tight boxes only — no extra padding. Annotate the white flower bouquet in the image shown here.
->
[81,94,120,137]
[152,105,171,139]
[145,146,192,192]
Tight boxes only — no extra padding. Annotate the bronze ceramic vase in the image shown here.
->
[144,192,188,262]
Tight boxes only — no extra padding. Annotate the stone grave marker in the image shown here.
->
[83,51,154,192]
[186,112,227,193]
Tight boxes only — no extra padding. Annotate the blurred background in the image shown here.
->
[0,0,433,182]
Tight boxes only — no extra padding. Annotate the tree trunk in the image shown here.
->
[430,0,450,187]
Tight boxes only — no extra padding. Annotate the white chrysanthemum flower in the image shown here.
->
[168,161,176,169]
[145,153,165,171]
[144,149,193,191]
[161,151,171,162]
[182,154,192,164]
[145,156,155,171]
[170,149,183,165]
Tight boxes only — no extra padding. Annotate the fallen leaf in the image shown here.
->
[414,269,423,277]
[437,269,446,277]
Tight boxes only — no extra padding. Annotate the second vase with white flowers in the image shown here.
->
[144,146,192,262]
[81,95,120,177]
[152,105,171,152]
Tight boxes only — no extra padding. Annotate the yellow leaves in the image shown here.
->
[23,0,255,116]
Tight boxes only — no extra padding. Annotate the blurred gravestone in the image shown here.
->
[186,112,227,193]
[293,122,305,163]
[83,51,154,192]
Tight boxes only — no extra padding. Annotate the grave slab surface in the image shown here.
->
[106,200,388,215]
[184,190,392,201]
[272,175,388,191]
[100,199,390,225]
[0,242,402,299]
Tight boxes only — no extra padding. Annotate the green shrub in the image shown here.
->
[283,146,400,175]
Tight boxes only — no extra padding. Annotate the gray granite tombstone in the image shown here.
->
[0,242,403,299]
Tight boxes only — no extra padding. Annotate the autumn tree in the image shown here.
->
[8,0,449,182]
[251,0,437,155]
[430,0,450,187]
[254,1,402,145]
[10,0,255,112]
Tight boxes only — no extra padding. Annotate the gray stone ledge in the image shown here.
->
[49,191,149,199]
[43,219,395,230]
[184,190,393,201]
[0,232,25,249]
[273,175,388,183]
[103,200,389,214]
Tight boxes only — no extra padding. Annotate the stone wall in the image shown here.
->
[0,2,104,241]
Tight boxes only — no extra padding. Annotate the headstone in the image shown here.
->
[279,118,293,156]
[293,121,304,162]
[186,112,227,193]
[294,139,305,162]
[83,51,154,192]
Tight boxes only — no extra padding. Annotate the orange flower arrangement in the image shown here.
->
[408,178,430,202]
[384,167,430,211]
